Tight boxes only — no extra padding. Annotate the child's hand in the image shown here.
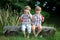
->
[42,16,44,22]
[28,12,32,19]
[32,16,36,22]
[20,17,24,22]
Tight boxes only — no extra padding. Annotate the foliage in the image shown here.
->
[31,9,50,19]
[0,9,21,28]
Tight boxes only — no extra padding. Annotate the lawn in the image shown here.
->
[0,30,60,40]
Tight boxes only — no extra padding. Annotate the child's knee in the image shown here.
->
[27,25,31,33]
[22,28,25,32]
[21,25,26,32]
[32,25,35,30]
[28,29,31,33]
[27,27,31,33]
[38,25,42,30]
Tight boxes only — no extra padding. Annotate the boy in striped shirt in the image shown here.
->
[20,6,32,38]
[32,6,44,37]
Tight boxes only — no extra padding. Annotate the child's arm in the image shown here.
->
[19,14,24,22]
[42,15,44,22]
[28,12,32,19]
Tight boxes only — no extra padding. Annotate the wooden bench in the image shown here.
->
[3,26,56,36]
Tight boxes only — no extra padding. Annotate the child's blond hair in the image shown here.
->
[24,6,31,10]
[35,6,42,11]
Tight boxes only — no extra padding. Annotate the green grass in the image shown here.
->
[0,30,60,40]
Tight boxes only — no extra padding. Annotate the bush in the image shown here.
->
[31,9,50,19]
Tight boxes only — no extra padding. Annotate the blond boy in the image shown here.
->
[20,6,32,38]
[32,6,44,37]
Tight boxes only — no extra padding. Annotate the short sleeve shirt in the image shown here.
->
[32,14,42,26]
[20,13,32,24]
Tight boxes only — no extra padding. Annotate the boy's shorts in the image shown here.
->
[32,21,42,27]
[21,23,31,33]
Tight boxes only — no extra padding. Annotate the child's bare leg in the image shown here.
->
[27,33,30,38]
[36,25,42,37]
[32,25,36,37]
[23,31,26,37]
[27,24,31,38]
[22,25,26,37]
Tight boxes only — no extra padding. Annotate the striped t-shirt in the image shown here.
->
[20,13,32,24]
[32,14,42,25]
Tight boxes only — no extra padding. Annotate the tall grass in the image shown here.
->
[0,9,21,28]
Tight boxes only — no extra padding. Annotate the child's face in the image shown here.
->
[35,10,41,14]
[24,9,29,14]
